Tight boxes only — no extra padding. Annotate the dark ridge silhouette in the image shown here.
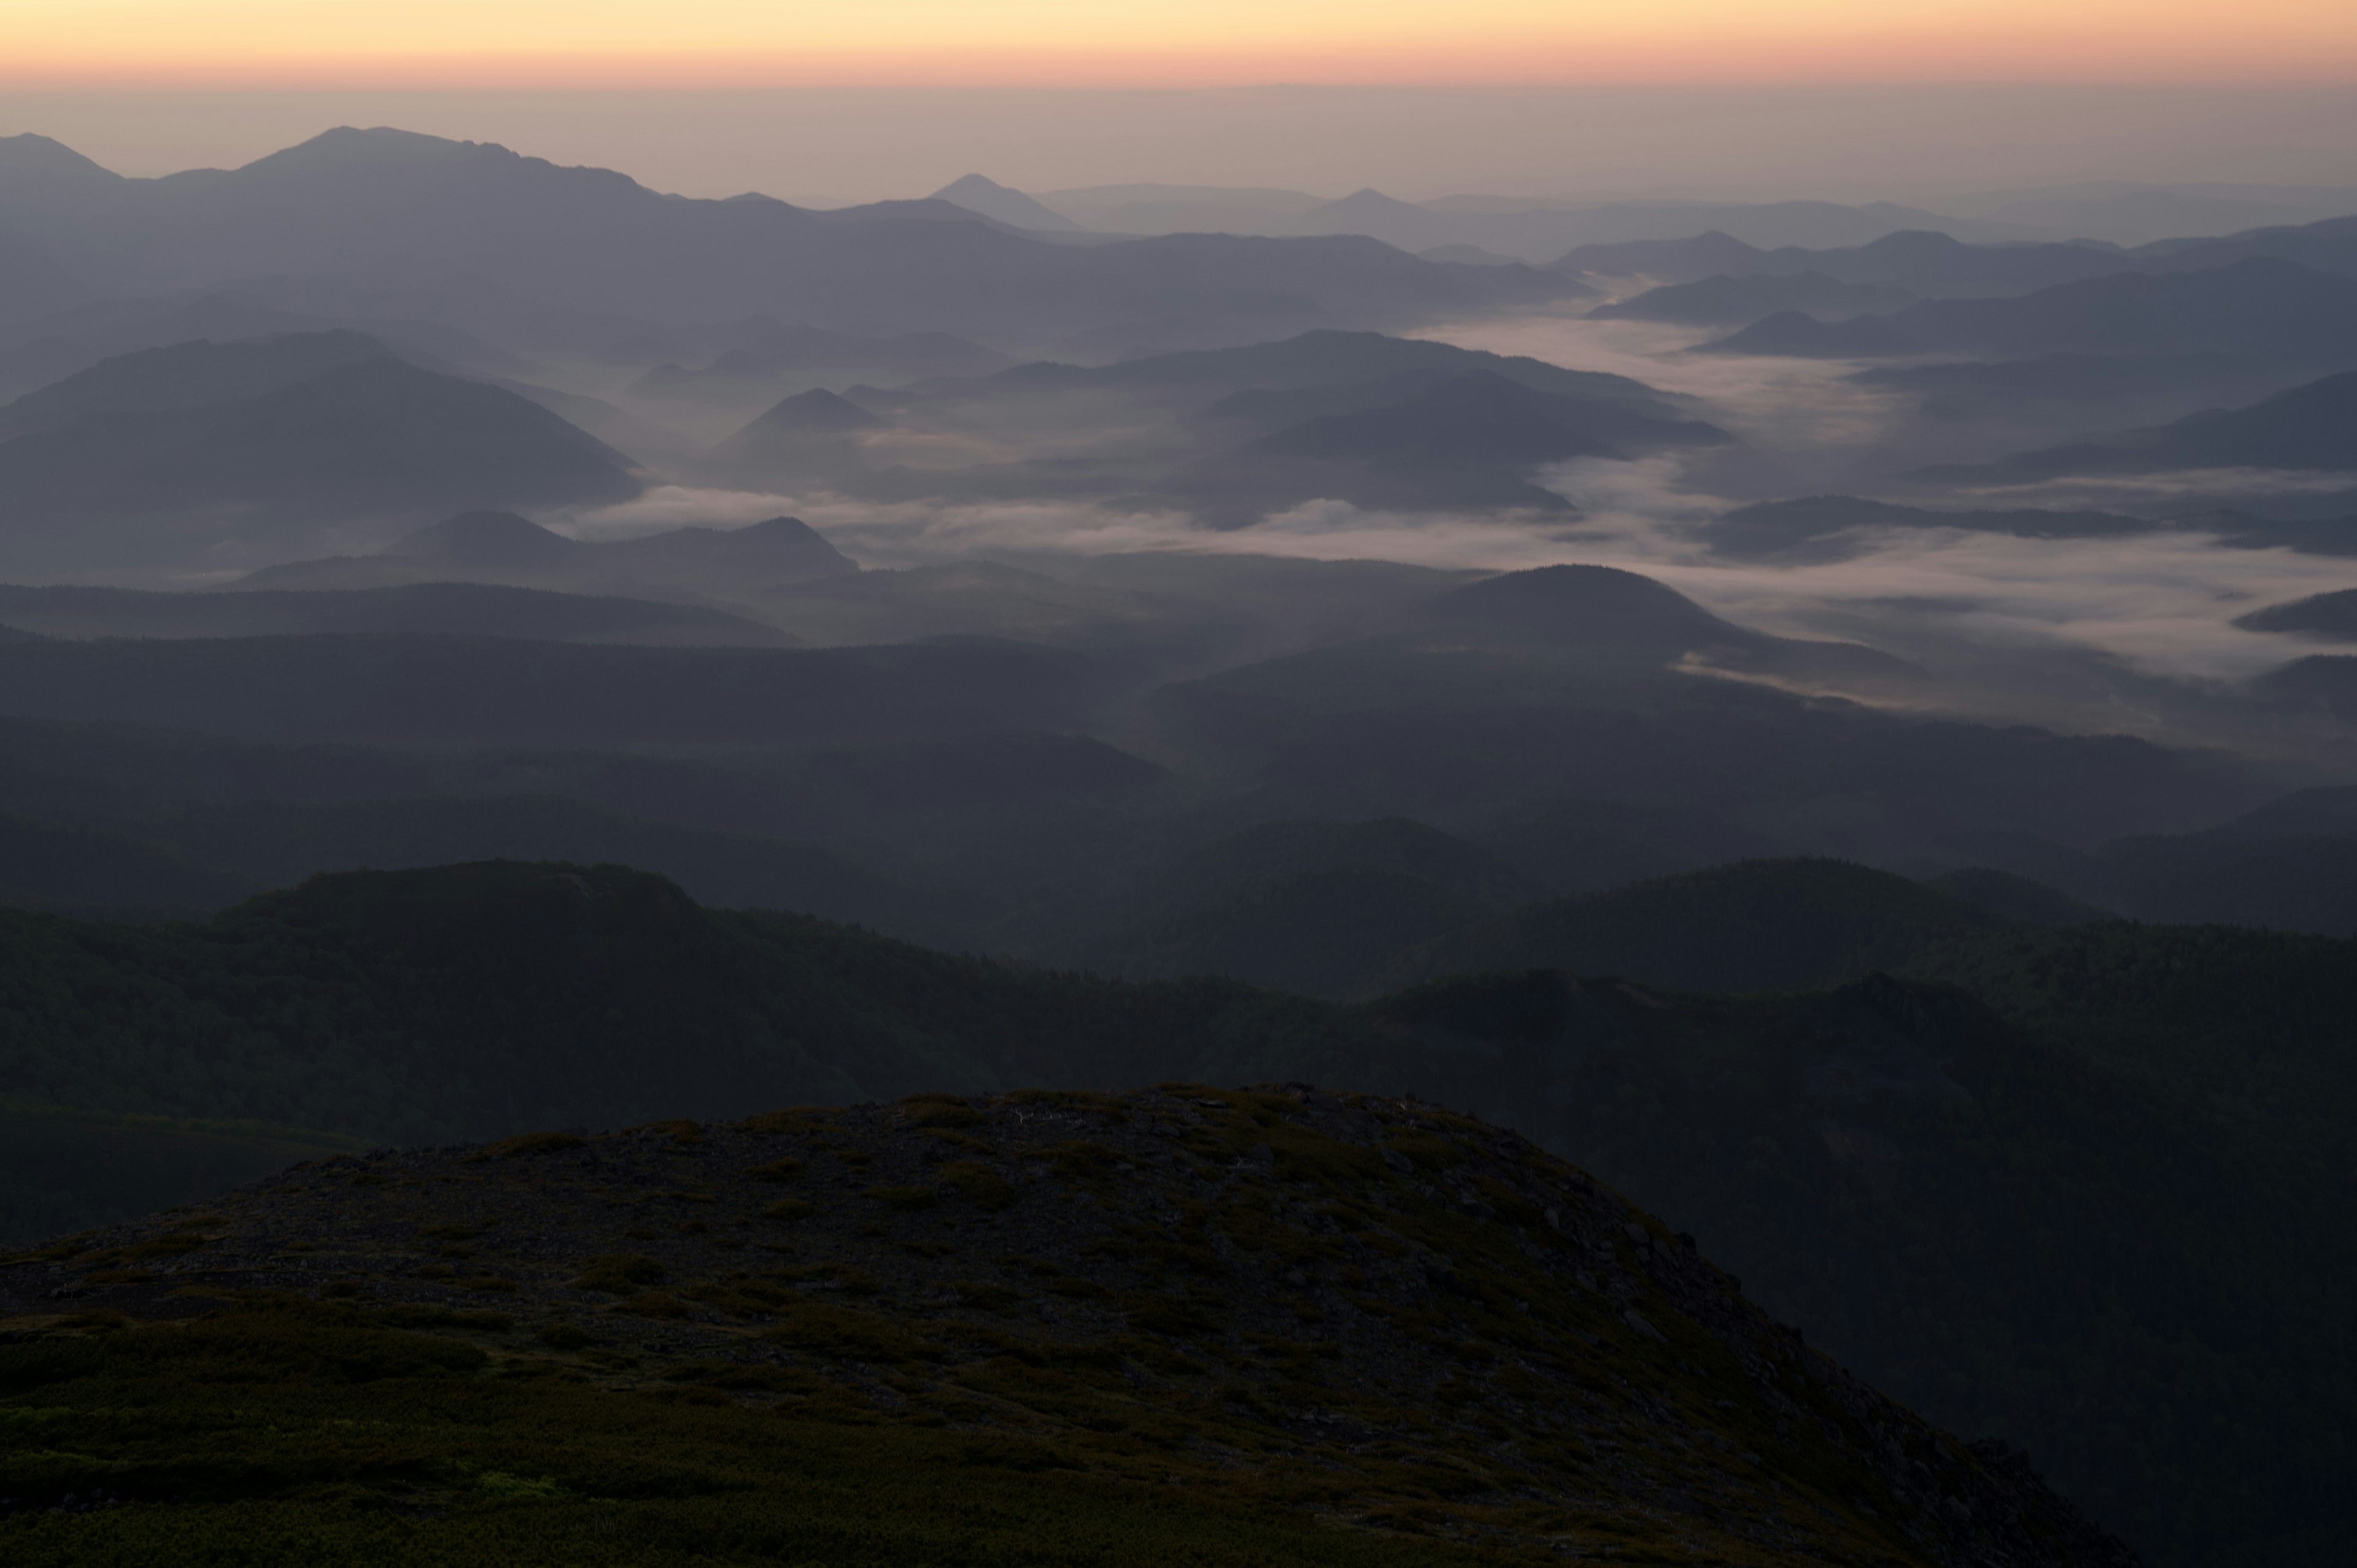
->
[1592,269,1917,326]
[1695,309,1921,357]
[2237,585,2357,639]
[0,580,794,646]
[928,172,1085,232]
[1560,226,2131,295]
[1390,856,2011,993]
[1251,370,1727,468]
[384,508,582,570]
[2,127,1582,359]
[1926,368,2357,480]
[971,327,1669,407]
[0,329,397,438]
[0,633,1104,746]
[732,387,885,436]
[0,339,639,570]
[1924,866,2116,925]
[239,512,857,594]
[1426,562,1744,646]
[1700,495,2154,560]
[624,322,1011,402]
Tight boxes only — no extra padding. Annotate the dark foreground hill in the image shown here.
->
[1,860,2348,1562]
[0,1086,2129,1567]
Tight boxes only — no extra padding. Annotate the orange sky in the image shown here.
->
[8,0,2357,86]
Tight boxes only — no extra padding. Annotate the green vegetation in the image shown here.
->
[0,1089,2123,1567]
[0,857,2348,1566]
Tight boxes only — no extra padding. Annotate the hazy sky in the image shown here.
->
[7,85,2355,206]
[9,1,2356,85]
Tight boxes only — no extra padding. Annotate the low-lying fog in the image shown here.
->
[548,310,2357,754]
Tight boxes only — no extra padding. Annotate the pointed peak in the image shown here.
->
[237,126,500,175]
[931,173,1015,199]
[0,131,120,182]
[924,174,1082,232]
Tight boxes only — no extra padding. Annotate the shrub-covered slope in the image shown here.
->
[0,1087,2130,1567]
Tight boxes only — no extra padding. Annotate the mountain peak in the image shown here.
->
[926,174,1082,232]
[749,387,885,433]
[237,126,500,175]
[1430,563,1740,644]
[0,131,121,186]
[383,511,581,570]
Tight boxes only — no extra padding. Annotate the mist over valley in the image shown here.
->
[2,102,2355,1568]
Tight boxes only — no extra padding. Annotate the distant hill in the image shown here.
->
[1705,256,2357,372]
[0,336,639,571]
[1069,817,1529,997]
[1041,184,2042,258]
[1592,270,1917,326]
[1390,857,2011,993]
[0,328,393,438]
[1849,352,2308,431]
[1252,370,1726,468]
[835,331,1705,523]
[1410,563,1922,694]
[967,328,1672,410]
[1695,310,1921,357]
[1698,495,2153,561]
[239,511,857,596]
[623,322,1011,408]
[928,173,1085,232]
[0,633,1104,747]
[2135,211,2357,277]
[2237,585,2357,639]
[1929,369,2357,481]
[1561,228,2131,296]
[0,579,795,646]
[0,126,1582,361]
[1922,866,2115,925]
[706,388,887,483]
[0,292,533,401]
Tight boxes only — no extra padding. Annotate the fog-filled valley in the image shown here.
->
[4,118,2356,1568]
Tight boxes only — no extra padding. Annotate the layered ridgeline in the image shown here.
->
[1,860,2351,1564]
[1,1086,2128,1567]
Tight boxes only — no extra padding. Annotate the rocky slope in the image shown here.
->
[2,1086,2134,1566]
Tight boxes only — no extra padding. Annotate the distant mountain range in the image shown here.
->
[0,631,1102,748]
[1565,227,2134,296]
[242,509,856,597]
[0,579,795,646]
[991,182,2057,259]
[0,128,1581,362]
[1917,369,2357,483]
[1695,495,2154,562]
[1701,255,2357,366]
[706,329,1719,523]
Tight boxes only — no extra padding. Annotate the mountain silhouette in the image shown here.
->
[1927,368,2357,480]
[1251,369,1727,468]
[0,580,794,646]
[1593,269,1917,326]
[0,336,638,571]
[2,127,1579,360]
[927,174,1083,232]
[241,511,857,595]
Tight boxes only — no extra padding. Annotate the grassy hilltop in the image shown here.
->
[0,1087,2126,1567]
